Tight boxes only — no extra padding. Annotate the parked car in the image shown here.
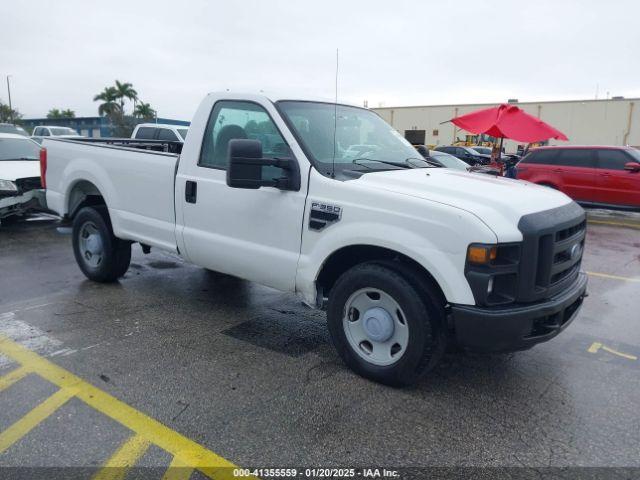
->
[434,145,490,165]
[470,145,516,160]
[31,126,83,144]
[42,92,587,386]
[427,149,500,175]
[0,133,45,221]
[131,123,189,142]
[517,146,640,209]
[0,123,29,136]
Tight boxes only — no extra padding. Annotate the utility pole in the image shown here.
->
[6,75,13,123]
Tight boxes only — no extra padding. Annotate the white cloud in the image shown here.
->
[1,0,639,119]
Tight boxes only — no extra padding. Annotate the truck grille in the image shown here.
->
[517,203,586,303]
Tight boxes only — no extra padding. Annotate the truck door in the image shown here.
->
[178,100,307,292]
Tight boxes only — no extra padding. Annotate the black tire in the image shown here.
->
[72,206,131,282]
[327,262,446,387]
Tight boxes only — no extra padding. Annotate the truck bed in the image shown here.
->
[44,138,180,252]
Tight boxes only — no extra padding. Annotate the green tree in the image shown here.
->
[47,108,75,119]
[93,87,121,117]
[133,102,156,120]
[0,99,22,123]
[114,80,138,113]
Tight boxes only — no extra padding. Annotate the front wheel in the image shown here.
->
[72,206,131,282]
[327,263,446,387]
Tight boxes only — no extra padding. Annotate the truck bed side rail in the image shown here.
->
[63,137,183,154]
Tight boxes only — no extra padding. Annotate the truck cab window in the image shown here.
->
[158,129,179,141]
[135,127,156,140]
[200,101,290,181]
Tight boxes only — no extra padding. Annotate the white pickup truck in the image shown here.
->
[43,92,588,386]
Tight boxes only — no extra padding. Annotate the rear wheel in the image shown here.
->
[72,206,131,282]
[327,262,446,387]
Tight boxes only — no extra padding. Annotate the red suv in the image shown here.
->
[517,146,640,209]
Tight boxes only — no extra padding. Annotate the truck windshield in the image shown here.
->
[277,101,424,176]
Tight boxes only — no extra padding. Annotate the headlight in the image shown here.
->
[465,243,521,306]
[0,179,18,193]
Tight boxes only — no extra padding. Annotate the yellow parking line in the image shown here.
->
[92,433,151,480]
[162,455,195,480]
[0,335,240,479]
[588,341,638,361]
[587,271,640,283]
[588,219,640,230]
[0,387,76,453]
[0,365,31,393]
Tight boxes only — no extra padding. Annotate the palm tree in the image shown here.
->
[114,80,138,113]
[93,87,120,117]
[133,102,156,120]
[47,108,76,119]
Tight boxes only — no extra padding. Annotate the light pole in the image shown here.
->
[6,75,13,123]
[7,75,13,123]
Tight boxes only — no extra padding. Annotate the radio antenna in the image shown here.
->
[331,48,339,179]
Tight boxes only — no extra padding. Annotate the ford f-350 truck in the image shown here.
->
[43,92,588,386]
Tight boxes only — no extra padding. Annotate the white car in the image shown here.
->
[31,126,83,144]
[0,133,45,221]
[131,123,188,143]
[42,92,587,386]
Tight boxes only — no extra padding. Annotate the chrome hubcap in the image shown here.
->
[343,288,409,366]
[79,222,103,268]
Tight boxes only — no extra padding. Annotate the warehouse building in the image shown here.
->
[373,97,639,154]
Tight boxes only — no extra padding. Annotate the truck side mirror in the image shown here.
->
[624,162,640,172]
[226,139,300,191]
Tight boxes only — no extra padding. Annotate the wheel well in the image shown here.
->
[316,245,446,306]
[67,180,106,219]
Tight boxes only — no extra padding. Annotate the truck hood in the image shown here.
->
[0,160,41,181]
[355,168,574,242]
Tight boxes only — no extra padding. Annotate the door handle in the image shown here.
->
[185,180,197,203]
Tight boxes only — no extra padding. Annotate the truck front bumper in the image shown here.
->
[450,272,588,352]
[0,189,47,220]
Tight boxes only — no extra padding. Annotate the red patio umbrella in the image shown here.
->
[450,103,568,143]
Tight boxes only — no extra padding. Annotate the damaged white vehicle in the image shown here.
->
[0,133,45,222]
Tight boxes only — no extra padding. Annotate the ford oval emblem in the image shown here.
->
[570,243,582,260]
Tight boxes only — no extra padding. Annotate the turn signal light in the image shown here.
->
[467,245,497,265]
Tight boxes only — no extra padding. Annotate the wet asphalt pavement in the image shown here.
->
[0,212,639,476]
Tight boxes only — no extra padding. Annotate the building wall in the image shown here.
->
[373,98,639,154]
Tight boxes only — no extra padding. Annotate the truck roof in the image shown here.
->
[135,123,189,129]
[206,91,359,107]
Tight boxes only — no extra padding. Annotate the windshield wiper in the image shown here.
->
[407,157,442,167]
[405,157,440,168]
[351,158,411,169]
